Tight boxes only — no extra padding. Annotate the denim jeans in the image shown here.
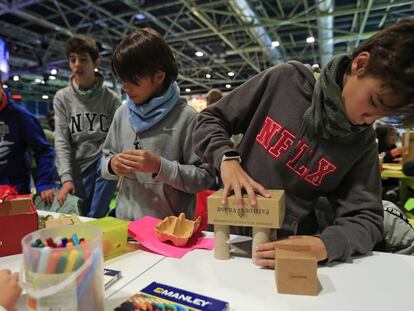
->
[73,157,116,218]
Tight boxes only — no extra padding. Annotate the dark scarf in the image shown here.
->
[303,54,369,139]
[71,72,104,99]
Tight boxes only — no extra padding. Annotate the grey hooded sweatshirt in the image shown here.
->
[102,99,215,220]
[193,62,383,263]
[54,74,121,183]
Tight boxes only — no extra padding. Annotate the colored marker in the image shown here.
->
[73,251,84,270]
[77,250,100,301]
[54,236,63,247]
[64,250,80,273]
[71,234,80,246]
[47,251,61,274]
[55,254,68,273]
[61,237,68,248]
[37,247,51,273]
[31,238,42,247]
[46,237,56,248]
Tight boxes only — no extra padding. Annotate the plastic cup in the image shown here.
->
[20,224,104,311]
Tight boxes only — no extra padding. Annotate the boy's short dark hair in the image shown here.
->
[351,20,414,126]
[206,89,223,106]
[111,28,178,87]
[65,36,99,62]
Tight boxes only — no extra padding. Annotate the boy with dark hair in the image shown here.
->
[102,28,215,220]
[0,85,55,202]
[54,35,120,217]
[193,20,414,265]
[206,89,223,106]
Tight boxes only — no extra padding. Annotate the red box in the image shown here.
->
[0,195,38,257]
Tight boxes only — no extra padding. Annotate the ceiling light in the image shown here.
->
[225,84,231,89]
[49,75,56,80]
[227,72,235,77]
[13,75,19,81]
[205,73,211,79]
[195,51,204,57]
[42,95,49,100]
[185,88,191,93]
[94,68,98,72]
[50,68,57,75]
[271,41,280,48]
[135,13,146,20]
[306,36,315,44]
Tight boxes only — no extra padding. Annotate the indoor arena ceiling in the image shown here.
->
[1,0,414,100]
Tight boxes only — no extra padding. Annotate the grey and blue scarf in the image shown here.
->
[128,81,180,134]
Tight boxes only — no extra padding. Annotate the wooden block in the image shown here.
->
[275,245,318,296]
[207,190,284,228]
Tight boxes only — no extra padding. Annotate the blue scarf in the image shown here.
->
[127,81,180,134]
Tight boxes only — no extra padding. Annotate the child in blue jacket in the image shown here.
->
[0,86,55,202]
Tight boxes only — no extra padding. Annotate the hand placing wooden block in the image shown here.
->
[207,190,284,228]
[207,190,285,262]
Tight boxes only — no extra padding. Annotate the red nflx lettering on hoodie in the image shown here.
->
[256,116,336,187]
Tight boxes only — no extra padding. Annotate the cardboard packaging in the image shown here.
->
[155,213,201,246]
[0,195,38,257]
[275,245,318,296]
[86,217,129,260]
[403,131,414,163]
[207,189,284,228]
[44,214,81,228]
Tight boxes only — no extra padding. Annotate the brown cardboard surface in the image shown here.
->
[403,131,414,163]
[207,189,284,228]
[0,195,34,216]
[275,246,318,296]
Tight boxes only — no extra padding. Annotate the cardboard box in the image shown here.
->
[0,195,38,257]
[207,189,284,228]
[86,217,129,260]
[275,245,318,296]
[44,214,81,228]
[402,131,414,163]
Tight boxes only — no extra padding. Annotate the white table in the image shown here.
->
[2,212,414,311]
[105,242,414,311]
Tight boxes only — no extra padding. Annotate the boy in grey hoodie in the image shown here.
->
[193,20,414,265]
[102,28,215,220]
[54,36,120,217]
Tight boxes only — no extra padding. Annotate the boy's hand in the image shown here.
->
[40,188,55,204]
[253,236,329,268]
[57,181,75,206]
[110,154,132,176]
[220,160,270,208]
[0,269,22,310]
[391,146,407,158]
[118,149,161,174]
